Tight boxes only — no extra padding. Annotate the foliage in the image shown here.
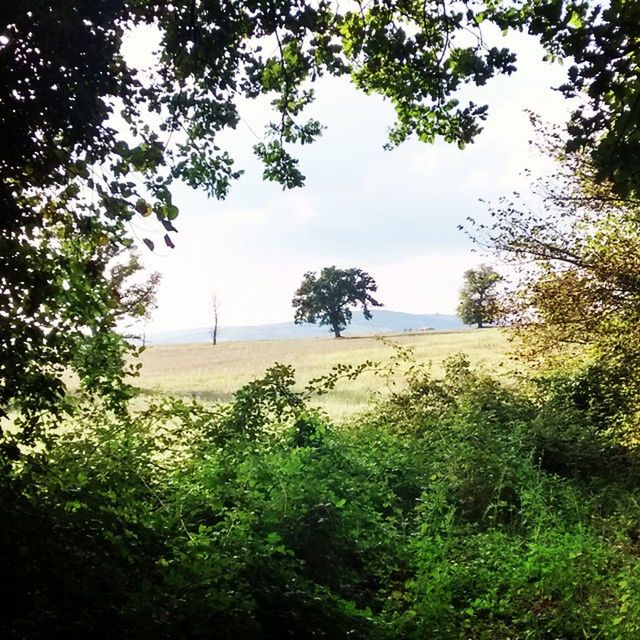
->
[292,266,383,337]
[110,250,161,329]
[456,264,503,328]
[468,128,640,440]
[1,2,141,423]
[1,235,155,443]
[525,0,640,199]
[472,127,640,353]
[3,2,640,634]
[4,356,640,637]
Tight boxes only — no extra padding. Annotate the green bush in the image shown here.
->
[3,357,640,638]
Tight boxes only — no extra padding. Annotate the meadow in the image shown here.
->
[136,328,514,417]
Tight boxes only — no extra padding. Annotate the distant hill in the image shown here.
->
[145,310,465,345]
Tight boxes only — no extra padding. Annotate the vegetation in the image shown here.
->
[2,0,639,427]
[457,265,503,328]
[536,0,640,199]
[478,130,640,356]
[5,354,640,638]
[292,267,383,338]
[4,1,640,637]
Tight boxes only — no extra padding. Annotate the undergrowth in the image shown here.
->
[2,353,640,638]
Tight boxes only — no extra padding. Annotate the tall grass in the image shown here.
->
[136,328,513,417]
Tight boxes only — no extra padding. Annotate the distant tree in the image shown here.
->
[292,267,382,338]
[457,265,503,328]
[211,293,220,346]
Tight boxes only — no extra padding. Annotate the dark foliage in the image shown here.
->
[292,266,383,337]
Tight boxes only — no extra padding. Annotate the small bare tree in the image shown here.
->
[211,293,220,345]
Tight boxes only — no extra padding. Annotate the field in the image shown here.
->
[136,328,514,418]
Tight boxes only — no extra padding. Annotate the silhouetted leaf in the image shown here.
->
[160,219,178,233]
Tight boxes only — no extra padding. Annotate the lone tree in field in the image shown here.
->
[211,293,220,346]
[457,265,503,328]
[292,267,382,338]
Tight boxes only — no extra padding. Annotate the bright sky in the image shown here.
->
[124,27,571,332]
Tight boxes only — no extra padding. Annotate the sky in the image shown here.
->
[123,27,572,333]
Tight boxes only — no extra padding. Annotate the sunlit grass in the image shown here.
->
[135,328,515,419]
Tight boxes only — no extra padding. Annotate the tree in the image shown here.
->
[465,133,640,435]
[457,265,503,328]
[110,251,162,348]
[524,0,640,199]
[211,293,220,346]
[2,1,639,427]
[292,267,382,338]
[469,130,640,363]
[110,252,161,325]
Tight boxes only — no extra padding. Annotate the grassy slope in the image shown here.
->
[136,328,514,418]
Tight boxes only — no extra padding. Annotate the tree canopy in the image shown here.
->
[527,0,640,199]
[292,266,382,338]
[457,265,502,328]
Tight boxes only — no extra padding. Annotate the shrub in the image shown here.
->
[4,358,640,638]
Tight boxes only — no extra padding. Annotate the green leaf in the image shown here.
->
[135,198,153,216]
[163,204,179,220]
[567,10,583,29]
[266,532,282,544]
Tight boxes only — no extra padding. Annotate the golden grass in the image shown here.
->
[135,328,515,419]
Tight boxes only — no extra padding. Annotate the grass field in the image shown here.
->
[136,328,515,418]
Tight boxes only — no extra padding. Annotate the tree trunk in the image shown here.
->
[477,319,483,329]
[332,324,342,338]
[212,294,219,345]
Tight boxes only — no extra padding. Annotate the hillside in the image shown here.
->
[146,309,464,345]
